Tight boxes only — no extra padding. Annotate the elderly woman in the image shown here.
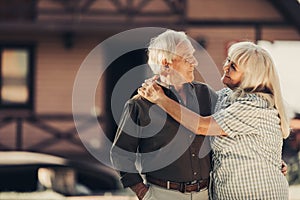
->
[138,41,289,199]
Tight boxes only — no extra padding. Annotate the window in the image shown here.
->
[0,45,34,110]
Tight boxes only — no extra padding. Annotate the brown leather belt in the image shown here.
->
[146,176,208,193]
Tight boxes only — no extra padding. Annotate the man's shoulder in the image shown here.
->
[191,81,215,93]
[191,81,208,88]
[191,81,218,104]
[130,94,146,102]
[127,94,152,107]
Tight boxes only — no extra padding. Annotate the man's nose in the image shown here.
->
[191,57,198,66]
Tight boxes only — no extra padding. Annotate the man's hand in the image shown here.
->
[130,182,149,200]
[281,160,288,176]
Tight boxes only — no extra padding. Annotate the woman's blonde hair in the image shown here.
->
[228,41,290,138]
[147,29,192,74]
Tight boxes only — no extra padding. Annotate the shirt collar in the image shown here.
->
[156,78,195,90]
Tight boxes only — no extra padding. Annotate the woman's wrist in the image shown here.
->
[156,94,167,106]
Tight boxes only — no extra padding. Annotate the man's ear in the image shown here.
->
[162,58,173,69]
[161,58,168,66]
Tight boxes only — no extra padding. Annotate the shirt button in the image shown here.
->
[189,135,193,138]
[192,153,195,157]
[193,172,197,175]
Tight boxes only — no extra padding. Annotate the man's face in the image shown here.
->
[169,42,198,84]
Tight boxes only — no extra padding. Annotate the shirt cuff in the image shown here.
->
[120,172,143,188]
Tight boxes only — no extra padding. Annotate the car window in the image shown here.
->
[0,166,38,192]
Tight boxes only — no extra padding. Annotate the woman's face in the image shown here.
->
[221,57,244,89]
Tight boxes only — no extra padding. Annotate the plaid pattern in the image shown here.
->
[210,88,289,200]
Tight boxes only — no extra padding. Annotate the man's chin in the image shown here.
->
[187,77,194,83]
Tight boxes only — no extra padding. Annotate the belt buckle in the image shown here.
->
[167,181,170,189]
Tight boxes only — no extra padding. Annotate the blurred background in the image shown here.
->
[0,0,299,199]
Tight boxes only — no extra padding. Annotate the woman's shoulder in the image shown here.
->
[216,87,231,97]
[235,92,272,109]
[218,87,231,93]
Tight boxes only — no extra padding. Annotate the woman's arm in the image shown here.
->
[138,81,227,136]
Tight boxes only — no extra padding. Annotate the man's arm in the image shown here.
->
[110,99,148,199]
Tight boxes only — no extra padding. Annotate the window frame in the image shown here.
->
[0,43,35,110]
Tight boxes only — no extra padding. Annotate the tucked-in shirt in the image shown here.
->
[111,82,217,188]
[210,88,289,199]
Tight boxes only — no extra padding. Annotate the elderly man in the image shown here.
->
[110,29,217,200]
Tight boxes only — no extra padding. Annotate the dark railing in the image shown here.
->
[0,114,104,152]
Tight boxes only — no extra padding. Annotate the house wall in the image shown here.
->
[0,0,299,158]
[188,0,283,20]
